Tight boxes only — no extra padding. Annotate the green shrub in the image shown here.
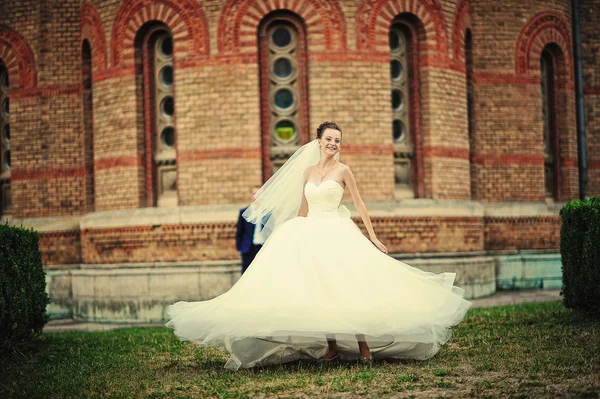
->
[0,223,50,349]
[560,197,600,314]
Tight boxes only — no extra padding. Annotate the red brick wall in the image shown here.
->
[40,214,559,265]
[79,217,482,264]
[2,0,88,218]
[358,217,484,253]
[73,215,560,264]
[39,231,82,265]
[92,75,145,210]
[484,216,561,251]
[469,0,578,202]
[81,224,238,264]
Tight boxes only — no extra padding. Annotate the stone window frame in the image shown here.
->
[389,16,424,199]
[81,40,95,212]
[258,12,310,181]
[540,45,562,201]
[0,61,10,216]
[465,29,475,200]
[135,23,178,208]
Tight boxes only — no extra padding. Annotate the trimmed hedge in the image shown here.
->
[560,197,600,314]
[0,223,50,349]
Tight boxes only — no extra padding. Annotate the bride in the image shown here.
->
[166,121,472,370]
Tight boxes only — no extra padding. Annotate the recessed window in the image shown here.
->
[465,29,475,200]
[159,66,173,86]
[266,23,302,146]
[160,96,174,117]
[0,62,11,214]
[273,58,293,79]
[275,120,296,141]
[389,30,403,51]
[154,31,176,153]
[146,29,178,207]
[392,90,404,110]
[390,26,410,144]
[390,22,417,198]
[158,36,173,57]
[272,27,292,48]
[82,39,95,211]
[274,88,294,110]
[393,119,405,142]
[541,48,558,200]
[390,60,403,80]
[161,127,175,147]
[261,17,307,179]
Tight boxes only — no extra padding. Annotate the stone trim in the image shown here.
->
[9,200,568,233]
[482,202,565,218]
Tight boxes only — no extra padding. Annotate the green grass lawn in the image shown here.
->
[1,301,599,399]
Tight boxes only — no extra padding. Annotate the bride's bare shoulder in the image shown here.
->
[337,162,351,172]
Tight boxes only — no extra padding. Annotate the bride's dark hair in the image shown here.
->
[316,121,342,139]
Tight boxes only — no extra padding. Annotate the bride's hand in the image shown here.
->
[370,237,388,254]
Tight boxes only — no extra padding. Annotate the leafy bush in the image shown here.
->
[560,197,600,314]
[0,223,50,350]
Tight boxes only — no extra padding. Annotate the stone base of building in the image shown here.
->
[45,249,561,323]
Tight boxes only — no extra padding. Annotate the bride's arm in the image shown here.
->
[297,167,310,217]
[342,166,388,254]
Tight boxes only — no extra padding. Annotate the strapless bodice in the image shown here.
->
[304,180,348,218]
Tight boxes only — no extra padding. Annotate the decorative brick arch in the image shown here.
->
[111,0,209,67]
[81,2,108,71]
[356,0,447,54]
[0,24,37,89]
[451,0,472,62]
[515,11,572,79]
[217,0,347,53]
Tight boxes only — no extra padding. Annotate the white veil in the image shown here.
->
[242,140,321,242]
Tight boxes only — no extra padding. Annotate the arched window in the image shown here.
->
[540,47,559,200]
[82,40,95,212]
[259,13,309,180]
[0,62,10,216]
[135,25,177,207]
[465,29,475,199]
[389,18,422,198]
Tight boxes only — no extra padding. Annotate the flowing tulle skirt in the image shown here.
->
[166,214,472,370]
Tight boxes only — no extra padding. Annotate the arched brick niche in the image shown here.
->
[218,0,347,54]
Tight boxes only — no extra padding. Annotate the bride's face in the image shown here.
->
[319,128,342,158]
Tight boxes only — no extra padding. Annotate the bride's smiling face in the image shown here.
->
[319,128,342,157]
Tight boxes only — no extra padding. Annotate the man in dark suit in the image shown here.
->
[236,188,265,274]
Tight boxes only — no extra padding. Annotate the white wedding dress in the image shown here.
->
[166,180,472,370]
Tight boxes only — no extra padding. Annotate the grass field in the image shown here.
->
[1,301,599,398]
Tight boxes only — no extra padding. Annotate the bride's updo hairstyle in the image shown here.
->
[316,121,342,140]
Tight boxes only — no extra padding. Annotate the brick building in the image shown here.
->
[0,0,598,321]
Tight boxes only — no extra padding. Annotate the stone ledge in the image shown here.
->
[79,203,246,229]
[483,202,565,217]
[9,200,565,233]
[8,215,81,232]
[359,199,484,218]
